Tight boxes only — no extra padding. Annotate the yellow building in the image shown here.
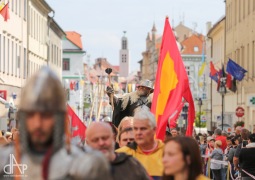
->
[207,0,255,132]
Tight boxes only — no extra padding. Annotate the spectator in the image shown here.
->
[235,126,242,138]
[214,129,227,151]
[238,133,255,180]
[233,128,250,171]
[170,128,178,137]
[226,136,239,178]
[118,127,134,148]
[162,137,209,180]
[205,137,215,178]
[116,106,164,180]
[213,129,227,180]
[224,136,233,155]
[118,116,134,131]
[199,136,207,156]
[210,140,224,180]
[86,122,150,180]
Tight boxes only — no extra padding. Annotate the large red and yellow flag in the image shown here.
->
[151,17,195,140]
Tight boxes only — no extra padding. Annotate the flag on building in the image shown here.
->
[151,17,195,140]
[226,73,237,93]
[226,58,247,81]
[217,65,227,93]
[198,41,206,77]
[209,61,218,82]
[0,2,9,22]
[67,104,86,140]
[226,73,232,89]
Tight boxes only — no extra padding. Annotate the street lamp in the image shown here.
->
[218,77,227,130]
[182,104,188,132]
[77,105,80,118]
[197,98,203,133]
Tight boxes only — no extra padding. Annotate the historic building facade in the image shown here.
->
[0,0,64,130]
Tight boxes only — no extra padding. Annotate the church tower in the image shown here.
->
[119,31,129,77]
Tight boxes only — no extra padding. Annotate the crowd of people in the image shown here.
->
[197,126,255,180]
[0,67,255,180]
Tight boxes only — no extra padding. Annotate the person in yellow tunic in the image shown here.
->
[116,106,164,180]
[162,136,209,180]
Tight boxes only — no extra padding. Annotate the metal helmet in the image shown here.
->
[19,67,66,113]
[18,67,67,153]
[137,79,154,91]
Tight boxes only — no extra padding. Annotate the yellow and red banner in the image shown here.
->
[151,17,195,140]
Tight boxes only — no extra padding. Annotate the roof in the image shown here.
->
[180,34,205,55]
[112,66,119,72]
[93,58,119,76]
[207,16,225,37]
[65,31,83,49]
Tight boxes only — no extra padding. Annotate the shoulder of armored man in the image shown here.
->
[69,145,111,179]
[121,91,139,110]
[147,93,154,102]
[0,145,14,173]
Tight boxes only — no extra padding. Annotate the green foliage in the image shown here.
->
[234,121,244,128]
[195,111,206,128]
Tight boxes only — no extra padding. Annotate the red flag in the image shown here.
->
[226,73,232,89]
[151,17,195,140]
[0,3,9,22]
[67,104,86,140]
[183,88,195,136]
[210,61,218,76]
[169,102,184,128]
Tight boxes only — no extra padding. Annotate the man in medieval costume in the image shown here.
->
[0,67,111,180]
[106,79,154,127]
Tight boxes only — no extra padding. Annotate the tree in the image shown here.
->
[195,111,206,128]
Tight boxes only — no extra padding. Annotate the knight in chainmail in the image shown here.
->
[106,80,154,128]
[0,67,111,180]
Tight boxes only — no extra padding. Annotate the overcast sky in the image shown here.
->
[48,0,225,73]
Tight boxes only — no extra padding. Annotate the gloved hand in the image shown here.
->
[106,86,114,96]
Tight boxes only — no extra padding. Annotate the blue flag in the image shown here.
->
[226,59,247,81]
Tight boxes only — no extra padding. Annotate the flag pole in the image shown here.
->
[89,83,97,125]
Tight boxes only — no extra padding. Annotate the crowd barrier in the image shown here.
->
[201,156,255,180]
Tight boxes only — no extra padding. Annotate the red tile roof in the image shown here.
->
[65,31,83,49]
[113,66,120,72]
[180,34,205,55]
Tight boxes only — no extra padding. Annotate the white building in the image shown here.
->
[62,31,86,120]
[0,0,64,131]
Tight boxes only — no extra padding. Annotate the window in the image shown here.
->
[15,0,18,14]
[122,39,127,50]
[12,41,14,75]
[63,58,70,71]
[0,34,1,72]
[24,0,26,20]
[66,89,70,101]
[3,36,5,73]
[194,46,199,52]
[7,39,9,74]
[253,41,255,77]
[185,66,190,75]
[24,48,27,78]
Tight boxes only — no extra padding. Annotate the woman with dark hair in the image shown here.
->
[162,137,209,180]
